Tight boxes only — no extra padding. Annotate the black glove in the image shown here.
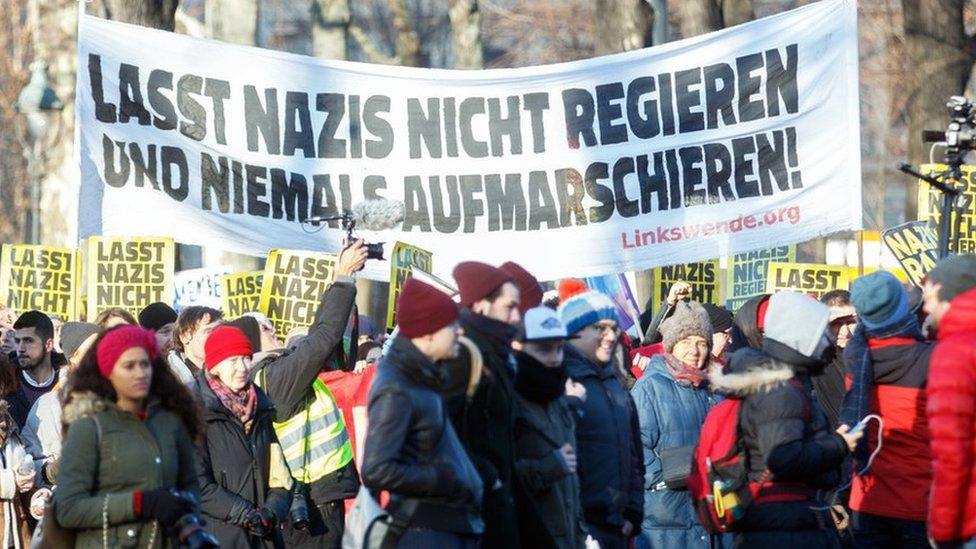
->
[140,488,194,527]
[243,507,276,539]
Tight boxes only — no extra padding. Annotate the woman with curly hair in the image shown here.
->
[53,325,204,548]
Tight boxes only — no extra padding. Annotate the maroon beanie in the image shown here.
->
[204,325,252,371]
[500,262,542,314]
[452,261,512,307]
[397,279,459,338]
[97,326,158,379]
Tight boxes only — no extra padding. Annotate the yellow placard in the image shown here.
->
[765,262,849,299]
[0,244,80,321]
[86,237,174,321]
[880,221,939,287]
[847,266,909,285]
[725,245,795,311]
[917,163,976,254]
[221,271,264,320]
[652,260,721,314]
[258,249,337,335]
[386,242,433,331]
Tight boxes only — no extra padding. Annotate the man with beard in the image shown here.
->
[513,306,588,549]
[443,261,522,548]
[9,311,59,428]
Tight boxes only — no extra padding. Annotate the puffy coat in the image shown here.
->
[361,336,483,535]
[927,287,976,542]
[710,346,847,545]
[846,336,932,521]
[55,392,199,548]
[513,352,586,549]
[564,345,644,531]
[194,375,292,548]
[630,354,721,549]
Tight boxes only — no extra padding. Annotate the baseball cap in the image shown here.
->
[519,306,577,342]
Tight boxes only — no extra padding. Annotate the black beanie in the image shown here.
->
[702,303,733,333]
[926,254,976,302]
[138,302,178,331]
[227,316,262,352]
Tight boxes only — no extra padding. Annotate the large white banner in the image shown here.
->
[76,0,860,281]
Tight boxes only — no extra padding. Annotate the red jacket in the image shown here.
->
[848,337,933,520]
[927,287,976,542]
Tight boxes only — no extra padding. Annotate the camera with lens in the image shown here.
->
[289,482,311,531]
[169,491,220,549]
[340,215,386,261]
[923,96,976,153]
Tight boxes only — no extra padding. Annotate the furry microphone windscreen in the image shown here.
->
[351,199,405,231]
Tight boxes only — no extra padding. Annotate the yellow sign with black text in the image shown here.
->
[653,261,721,314]
[881,221,939,287]
[221,271,264,320]
[725,245,795,311]
[386,243,434,331]
[258,249,337,335]
[0,244,80,321]
[917,163,976,254]
[765,262,849,299]
[86,237,174,321]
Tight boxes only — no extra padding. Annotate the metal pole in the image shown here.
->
[938,183,954,258]
[650,0,668,45]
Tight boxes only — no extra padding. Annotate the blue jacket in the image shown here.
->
[564,345,644,530]
[630,354,721,549]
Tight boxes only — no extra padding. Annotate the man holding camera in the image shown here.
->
[252,240,368,548]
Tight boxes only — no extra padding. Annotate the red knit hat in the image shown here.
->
[558,278,588,303]
[97,325,158,379]
[452,261,513,307]
[500,262,543,314]
[756,296,771,331]
[204,325,252,371]
[397,278,459,338]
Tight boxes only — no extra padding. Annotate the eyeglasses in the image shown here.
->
[829,315,857,328]
[591,323,621,336]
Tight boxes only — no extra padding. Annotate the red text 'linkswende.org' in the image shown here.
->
[621,205,802,249]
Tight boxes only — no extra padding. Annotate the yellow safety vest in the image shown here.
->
[257,375,354,484]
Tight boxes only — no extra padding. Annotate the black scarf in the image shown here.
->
[460,309,517,356]
[515,351,567,404]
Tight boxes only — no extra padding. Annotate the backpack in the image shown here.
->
[688,381,811,533]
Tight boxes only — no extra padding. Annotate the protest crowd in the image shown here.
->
[0,240,974,549]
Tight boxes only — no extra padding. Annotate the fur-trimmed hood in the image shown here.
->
[708,347,795,397]
[60,391,110,426]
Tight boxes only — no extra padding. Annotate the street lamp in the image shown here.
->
[16,61,62,245]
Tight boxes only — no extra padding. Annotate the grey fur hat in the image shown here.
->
[660,301,713,353]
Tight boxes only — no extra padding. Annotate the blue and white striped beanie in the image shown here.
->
[558,290,618,336]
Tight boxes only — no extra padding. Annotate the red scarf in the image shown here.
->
[206,375,258,433]
[663,353,708,387]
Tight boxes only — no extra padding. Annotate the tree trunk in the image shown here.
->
[206,0,258,46]
[449,0,483,69]
[311,0,349,60]
[720,0,753,28]
[392,0,421,67]
[677,0,722,37]
[593,0,653,55]
[91,0,179,30]
[902,0,973,220]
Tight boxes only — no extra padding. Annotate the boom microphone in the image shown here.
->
[351,199,405,231]
[306,198,404,230]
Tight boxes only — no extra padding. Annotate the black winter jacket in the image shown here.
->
[564,345,644,530]
[251,278,360,505]
[441,309,521,547]
[361,337,484,535]
[711,345,848,532]
[194,375,292,548]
